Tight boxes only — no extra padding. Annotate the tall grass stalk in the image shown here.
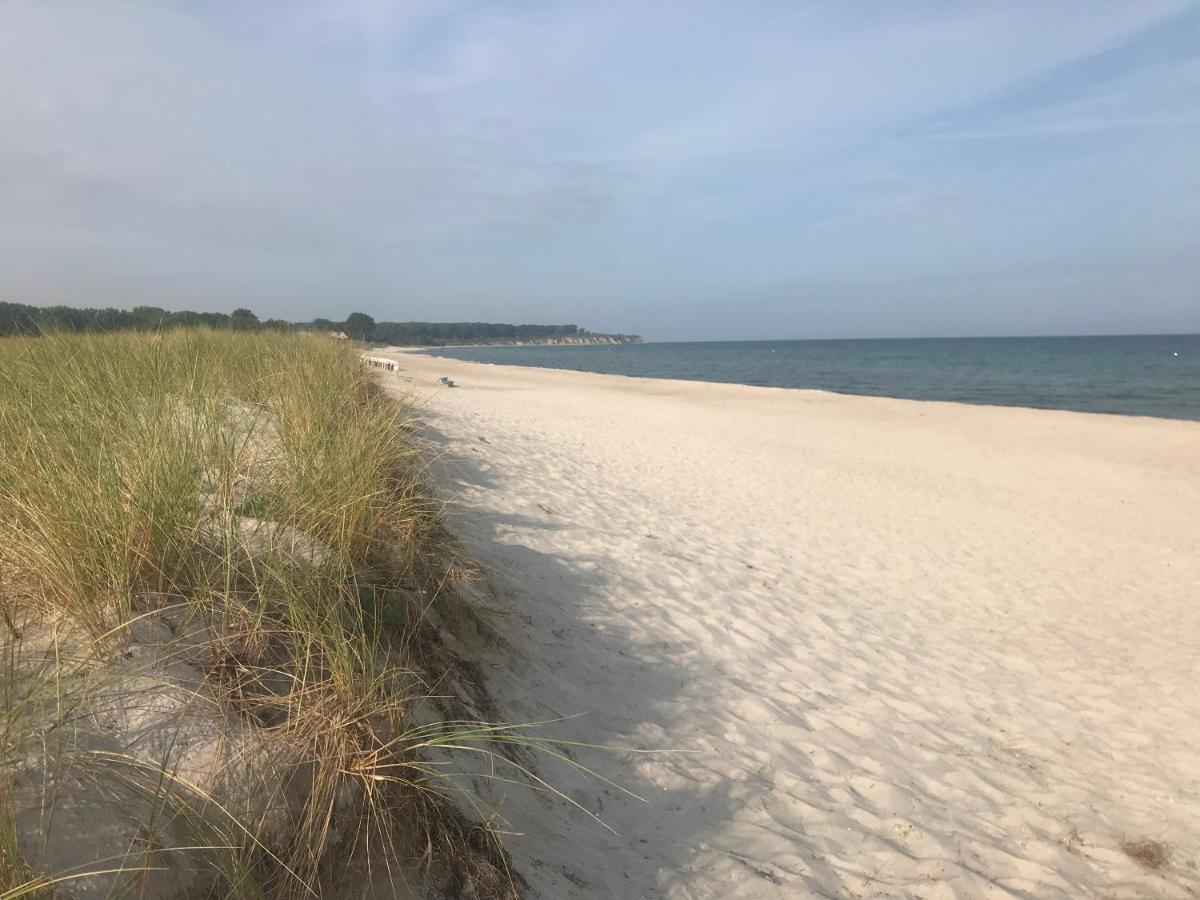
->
[0,329,524,898]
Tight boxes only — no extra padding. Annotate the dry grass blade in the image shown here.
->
[0,328,588,900]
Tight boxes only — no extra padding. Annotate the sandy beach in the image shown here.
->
[382,349,1200,899]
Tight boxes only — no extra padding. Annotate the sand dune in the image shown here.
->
[381,349,1200,899]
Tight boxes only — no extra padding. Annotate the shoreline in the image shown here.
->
[381,347,1200,897]
[395,344,1200,427]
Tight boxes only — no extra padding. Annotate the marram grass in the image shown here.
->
[0,328,548,899]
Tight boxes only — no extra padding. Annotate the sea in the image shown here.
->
[423,334,1200,421]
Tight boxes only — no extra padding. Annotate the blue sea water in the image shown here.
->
[424,335,1200,420]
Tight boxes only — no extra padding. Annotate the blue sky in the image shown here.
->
[1,1,1197,340]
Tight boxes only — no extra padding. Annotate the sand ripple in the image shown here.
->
[385,351,1200,899]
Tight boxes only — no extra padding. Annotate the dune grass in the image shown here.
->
[0,329,529,898]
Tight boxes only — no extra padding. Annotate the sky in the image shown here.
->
[1,1,1198,341]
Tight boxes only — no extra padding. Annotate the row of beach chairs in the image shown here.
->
[361,355,457,388]
[363,355,399,372]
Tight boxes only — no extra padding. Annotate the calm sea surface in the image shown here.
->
[424,335,1200,420]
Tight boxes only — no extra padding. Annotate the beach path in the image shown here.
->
[381,349,1200,900]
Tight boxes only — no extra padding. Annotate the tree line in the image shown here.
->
[0,302,593,345]
[324,315,586,344]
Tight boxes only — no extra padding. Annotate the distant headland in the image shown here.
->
[401,332,643,348]
[0,301,640,346]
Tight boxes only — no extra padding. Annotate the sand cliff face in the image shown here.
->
[541,334,642,345]
[455,334,642,346]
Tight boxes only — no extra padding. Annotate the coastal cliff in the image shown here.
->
[486,333,642,346]
[395,333,644,348]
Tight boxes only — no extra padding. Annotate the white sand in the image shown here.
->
[382,349,1200,899]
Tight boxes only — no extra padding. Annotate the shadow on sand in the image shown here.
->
[414,420,794,900]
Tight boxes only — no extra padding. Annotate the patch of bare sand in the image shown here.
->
[381,349,1200,899]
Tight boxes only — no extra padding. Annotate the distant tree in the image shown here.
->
[129,306,169,330]
[0,302,39,335]
[343,312,375,341]
[230,308,260,331]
